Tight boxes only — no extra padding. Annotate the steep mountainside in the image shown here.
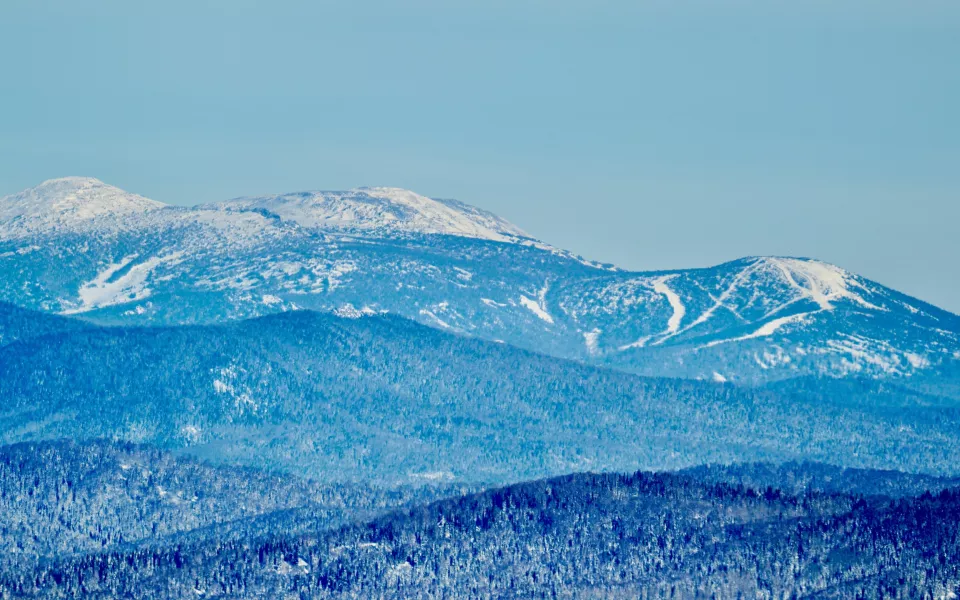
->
[2,177,957,383]
[6,468,959,599]
[1,309,959,483]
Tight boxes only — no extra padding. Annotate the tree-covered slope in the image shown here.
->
[0,302,89,347]
[1,311,959,484]
[6,468,958,599]
[0,440,463,570]
[679,460,960,498]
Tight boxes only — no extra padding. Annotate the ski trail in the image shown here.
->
[653,276,685,335]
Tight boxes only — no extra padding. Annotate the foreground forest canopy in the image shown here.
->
[0,441,958,599]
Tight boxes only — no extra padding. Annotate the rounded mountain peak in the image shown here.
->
[219,186,531,242]
[0,177,167,238]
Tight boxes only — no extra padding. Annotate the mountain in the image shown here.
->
[0,440,465,572]
[2,178,958,384]
[7,466,959,599]
[0,177,165,238]
[217,186,532,242]
[2,308,959,484]
[5,178,959,598]
[7,440,953,574]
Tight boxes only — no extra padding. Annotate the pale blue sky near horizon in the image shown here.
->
[2,1,959,312]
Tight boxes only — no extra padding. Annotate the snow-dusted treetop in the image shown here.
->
[0,177,166,237]
[217,186,532,243]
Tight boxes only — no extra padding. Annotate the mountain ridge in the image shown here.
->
[0,177,166,236]
[8,458,960,599]
[214,186,533,243]
[1,177,957,384]
[2,306,959,484]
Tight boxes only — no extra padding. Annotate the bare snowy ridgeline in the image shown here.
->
[1,177,958,384]
[215,186,533,242]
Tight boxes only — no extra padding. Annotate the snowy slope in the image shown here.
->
[216,187,531,242]
[571,256,960,381]
[0,177,165,238]
[1,177,957,383]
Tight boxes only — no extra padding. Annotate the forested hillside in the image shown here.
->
[4,467,957,599]
[680,460,960,497]
[0,302,89,347]
[2,312,959,484]
[0,440,464,570]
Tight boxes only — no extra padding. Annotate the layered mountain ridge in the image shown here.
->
[6,443,960,600]
[2,292,960,484]
[1,177,957,384]
[3,178,960,599]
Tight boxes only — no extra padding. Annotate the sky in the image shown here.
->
[1,0,959,312]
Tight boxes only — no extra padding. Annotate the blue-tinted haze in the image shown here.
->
[1,0,958,311]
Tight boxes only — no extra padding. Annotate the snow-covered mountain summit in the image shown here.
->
[0,177,166,238]
[0,179,533,245]
[0,177,957,383]
[217,186,531,243]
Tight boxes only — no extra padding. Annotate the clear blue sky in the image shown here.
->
[2,1,958,312]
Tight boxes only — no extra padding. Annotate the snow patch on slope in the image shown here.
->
[651,275,685,340]
[335,303,377,318]
[520,296,553,323]
[520,282,554,324]
[619,335,653,351]
[679,266,755,335]
[62,252,184,314]
[701,311,818,349]
[583,328,602,355]
[763,257,884,312]
[419,308,453,329]
[819,334,934,377]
